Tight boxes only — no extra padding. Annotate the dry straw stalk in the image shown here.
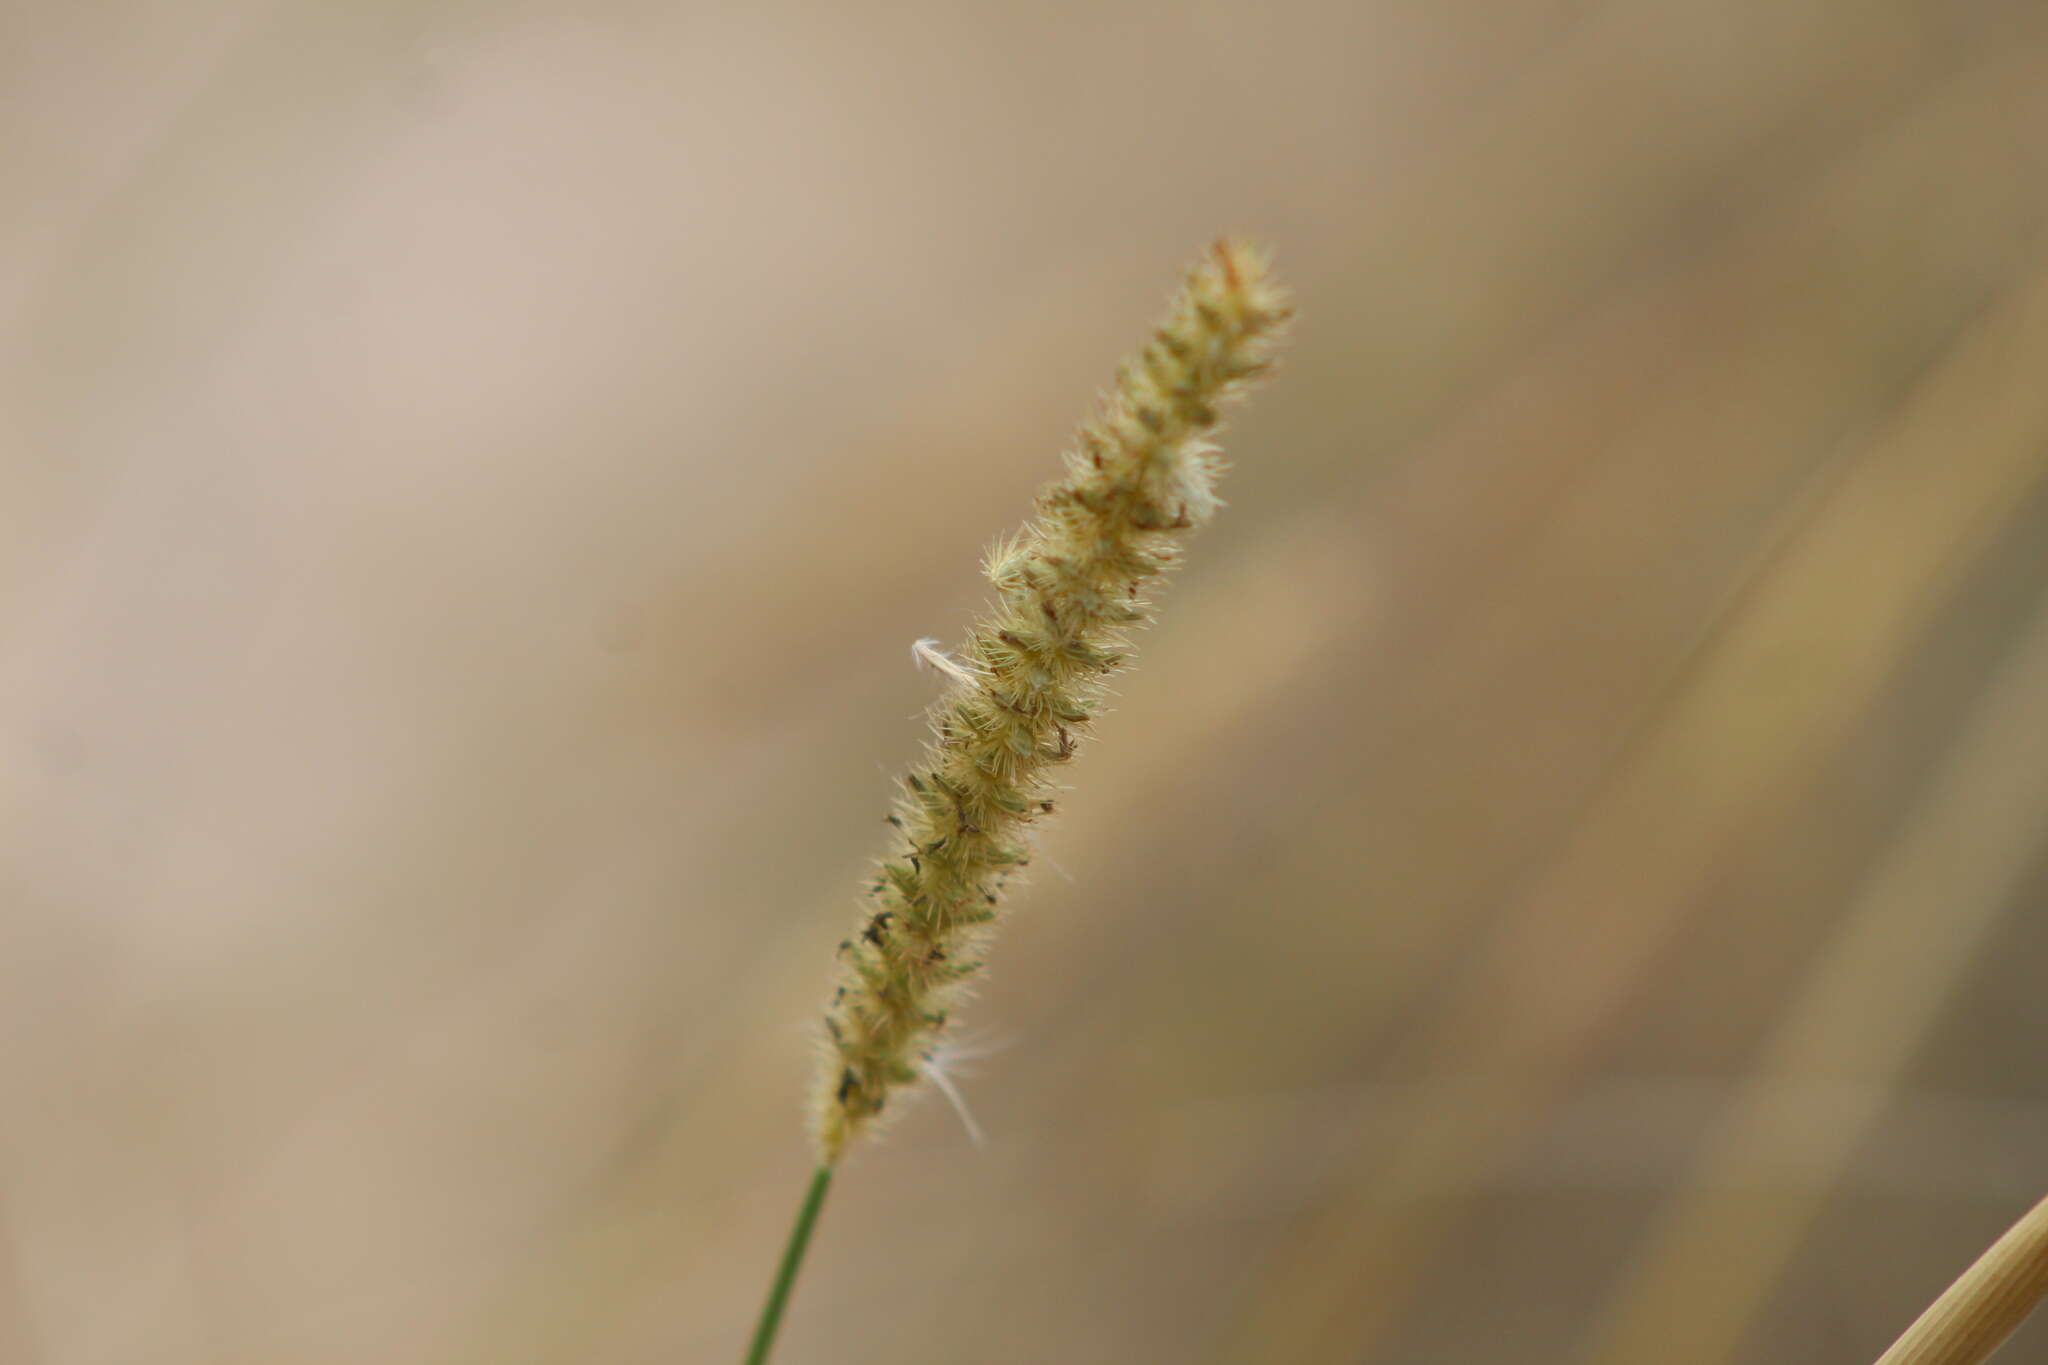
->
[809,239,1291,1163]
[1874,1193,2048,1365]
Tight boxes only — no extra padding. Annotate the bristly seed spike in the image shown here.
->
[809,240,1289,1163]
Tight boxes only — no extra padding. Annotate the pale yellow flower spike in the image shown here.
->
[810,240,1291,1163]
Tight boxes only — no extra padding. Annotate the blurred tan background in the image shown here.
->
[5,2,2048,1362]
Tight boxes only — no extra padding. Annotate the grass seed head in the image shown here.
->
[810,240,1291,1162]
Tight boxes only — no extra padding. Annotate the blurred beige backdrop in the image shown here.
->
[5,2,2048,1362]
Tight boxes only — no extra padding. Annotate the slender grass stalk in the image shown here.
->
[742,1167,833,1365]
[1874,1193,2048,1365]
[741,240,1288,1362]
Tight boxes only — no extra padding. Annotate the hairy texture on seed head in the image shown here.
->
[811,240,1291,1162]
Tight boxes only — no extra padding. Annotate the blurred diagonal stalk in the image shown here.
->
[1576,527,2048,1365]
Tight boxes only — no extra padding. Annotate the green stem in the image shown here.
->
[743,1164,835,1365]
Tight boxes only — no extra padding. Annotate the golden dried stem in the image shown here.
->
[1875,1194,2048,1365]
